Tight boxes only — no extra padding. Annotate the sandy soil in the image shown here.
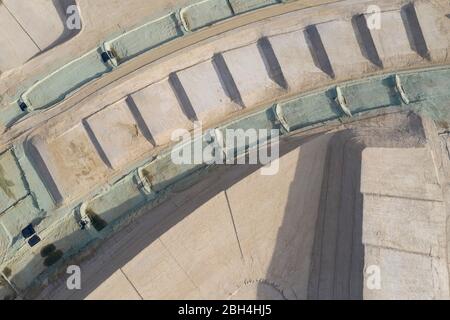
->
[35,111,449,300]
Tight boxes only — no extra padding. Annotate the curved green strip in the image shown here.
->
[22,48,111,111]
[104,13,184,64]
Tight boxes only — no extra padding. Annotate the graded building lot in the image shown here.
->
[175,59,241,124]
[0,5,40,73]
[84,99,154,170]
[0,0,79,73]
[129,79,194,146]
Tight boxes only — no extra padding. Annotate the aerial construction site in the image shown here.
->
[0,0,449,301]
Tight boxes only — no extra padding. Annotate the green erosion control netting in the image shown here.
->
[22,48,111,111]
[104,13,184,64]
[181,0,234,31]
[1,0,285,126]
[229,0,281,14]
[277,68,450,132]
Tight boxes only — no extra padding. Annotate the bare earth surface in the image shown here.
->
[0,0,449,300]
[37,112,450,300]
